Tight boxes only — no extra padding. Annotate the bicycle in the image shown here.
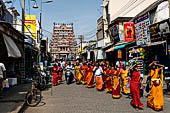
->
[25,79,42,107]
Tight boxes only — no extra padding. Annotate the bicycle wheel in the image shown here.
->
[26,89,42,107]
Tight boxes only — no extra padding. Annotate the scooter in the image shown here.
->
[65,69,74,84]
[164,67,170,92]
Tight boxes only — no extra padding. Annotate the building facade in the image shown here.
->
[50,23,77,60]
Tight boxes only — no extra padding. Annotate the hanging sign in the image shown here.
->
[24,15,37,40]
[134,13,150,46]
[149,18,170,42]
[124,22,135,42]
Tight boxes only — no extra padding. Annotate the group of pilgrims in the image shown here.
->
[52,60,164,111]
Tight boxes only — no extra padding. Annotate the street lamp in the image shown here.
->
[33,0,53,39]
[33,0,53,62]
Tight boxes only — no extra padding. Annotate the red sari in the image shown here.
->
[86,66,95,88]
[57,66,62,82]
[53,66,58,85]
[112,70,121,98]
[103,66,108,83]
[130,71,143,108]
[105,69,113,93]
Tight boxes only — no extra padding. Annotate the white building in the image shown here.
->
[101,0,163,46]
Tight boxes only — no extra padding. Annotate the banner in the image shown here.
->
[134,13,150,46]
[149,18,170,42]
[24,15,36,40]
[124,22,134,42]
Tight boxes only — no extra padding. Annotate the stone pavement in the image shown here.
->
[24,81,170,113]
[0,83,31,113]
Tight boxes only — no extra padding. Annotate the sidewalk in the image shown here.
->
[0,83,31,113]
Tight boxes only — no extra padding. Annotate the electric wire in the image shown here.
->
[111,0,137,19]
[121,0,147,16]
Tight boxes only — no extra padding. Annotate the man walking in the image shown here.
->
[0,62,6,98]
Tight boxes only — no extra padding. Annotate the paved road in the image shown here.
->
[25,80,170,113]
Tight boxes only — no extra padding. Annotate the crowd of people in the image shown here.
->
[52,60,164,111]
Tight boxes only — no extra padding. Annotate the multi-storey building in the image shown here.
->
[50,23,77,60]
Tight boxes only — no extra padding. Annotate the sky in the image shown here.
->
[5,0,103,41]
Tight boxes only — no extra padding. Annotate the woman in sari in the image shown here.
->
[81,62,88,85]
[105,66,113,93]
[147,61,164,111]
[86,63,95,88]
[130,64,143,109]
[94,63,104,91]
[103,62,109,84]
[52,63,58,86]
[57,63,63,83]
[75,62,82,84]
[120,65,130,95]
[112,65,121,98]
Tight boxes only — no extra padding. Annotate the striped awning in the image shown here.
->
[105,41,135,52]
[105,48,114,52]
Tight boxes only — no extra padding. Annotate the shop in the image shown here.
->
[148,18,170,69]
[0,22,25,85]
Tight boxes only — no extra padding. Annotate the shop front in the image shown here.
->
[0,22,25,85]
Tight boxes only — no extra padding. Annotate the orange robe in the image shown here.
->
[86,66,95,88]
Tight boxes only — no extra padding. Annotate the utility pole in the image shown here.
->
[169,0,170,17]
[22,0,25,34]
[40,0,42,39]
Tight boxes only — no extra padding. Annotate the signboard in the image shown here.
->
[124,22,134,42]
[149,18,170,42]
[97,30,104,41]
[134,13,150,45]
[24,15,36,40]
[109,25,120,44]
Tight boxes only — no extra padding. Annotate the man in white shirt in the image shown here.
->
[93,64,103,77]
[93,63,104,91]
[61,60,65,69]
[0,63,6,97]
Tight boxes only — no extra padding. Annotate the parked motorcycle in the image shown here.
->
[164,67,170,92]
[33,68,47,91]
[65,69,74,84]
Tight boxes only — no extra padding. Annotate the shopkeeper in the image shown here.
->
[0,62,6,98]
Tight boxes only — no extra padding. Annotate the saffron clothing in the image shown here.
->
[57,66,62,82]
[86,66,95,88]
[75,65,82,84]
[105,70,113,93]
[120,69,130,94]
[130,71,143,108]
[95,76,104,90]
[147,69,164,111]
[94,66,104,90]
[81,65,88,84]
[53,67,58,85]
[112,70,121,98]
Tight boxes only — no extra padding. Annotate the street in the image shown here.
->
[25,80,170,113]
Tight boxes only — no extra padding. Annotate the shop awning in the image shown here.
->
[3,34,21,58]
[106,41,135,52]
